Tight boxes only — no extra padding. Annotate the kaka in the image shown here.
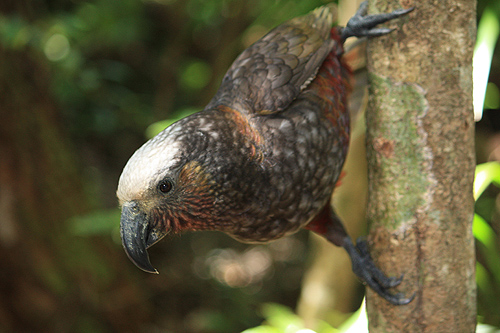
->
[117,2,413,305]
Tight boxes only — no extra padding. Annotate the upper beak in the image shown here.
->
[120,201,167,274]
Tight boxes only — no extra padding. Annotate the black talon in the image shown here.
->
[342,237,412,305]
[340,1,414,42]
[382,292,415,306]
[354,238,402,288]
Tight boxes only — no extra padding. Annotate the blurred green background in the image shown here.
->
[0,0,499,332]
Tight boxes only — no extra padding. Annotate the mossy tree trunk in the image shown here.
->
[365,0,476,331]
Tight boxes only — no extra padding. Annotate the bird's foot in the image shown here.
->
[343,236,414,305]
[341,1,414,41]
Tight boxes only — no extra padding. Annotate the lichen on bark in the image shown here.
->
[366,74,433,232]
[365,0,476,331]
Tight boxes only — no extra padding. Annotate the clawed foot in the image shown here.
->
[343,237,414,305]
[341,1,414,42]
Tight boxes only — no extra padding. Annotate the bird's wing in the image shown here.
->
[206,6,335,115]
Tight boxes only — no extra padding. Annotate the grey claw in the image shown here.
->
[341,3,414,41]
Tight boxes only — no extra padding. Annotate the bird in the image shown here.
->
[117,1,414,305]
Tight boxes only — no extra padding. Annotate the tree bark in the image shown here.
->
[365,0,476,332]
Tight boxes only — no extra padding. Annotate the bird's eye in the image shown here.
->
[158,180,173,194]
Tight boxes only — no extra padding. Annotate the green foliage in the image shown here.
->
[474,162,500,199]
[180,59,213,91]
[243,303,338,333]
[484,82,500,109]
[474,162,500,327]
[336,301,367,333]
[474,6,500,119]
[69,209,121,238]
[477,323,500,333]
[0,15,37,49]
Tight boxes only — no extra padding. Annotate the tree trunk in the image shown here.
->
[365,0,476,332]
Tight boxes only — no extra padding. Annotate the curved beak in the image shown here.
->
[120,201,167,274]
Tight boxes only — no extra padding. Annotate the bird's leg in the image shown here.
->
[351,237,402,288]
[305,204,414,305]
[340,1,414,42]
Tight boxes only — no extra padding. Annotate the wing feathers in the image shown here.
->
[206,5,337,115]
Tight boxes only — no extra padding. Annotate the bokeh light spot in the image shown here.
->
[485,82,500,109]
[180,60,212,91]
[44,33,70,61]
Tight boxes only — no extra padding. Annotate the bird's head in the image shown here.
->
[117,122,217,273]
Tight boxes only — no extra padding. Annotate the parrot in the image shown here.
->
[117,2,414,305]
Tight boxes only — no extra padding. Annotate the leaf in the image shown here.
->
[473,7,500,120]
[242,325,282,333]
[260,303,304,331]
[474,162,500,200]
[338,299,367,333]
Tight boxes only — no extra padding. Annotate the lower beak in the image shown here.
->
[120,201,166,274]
